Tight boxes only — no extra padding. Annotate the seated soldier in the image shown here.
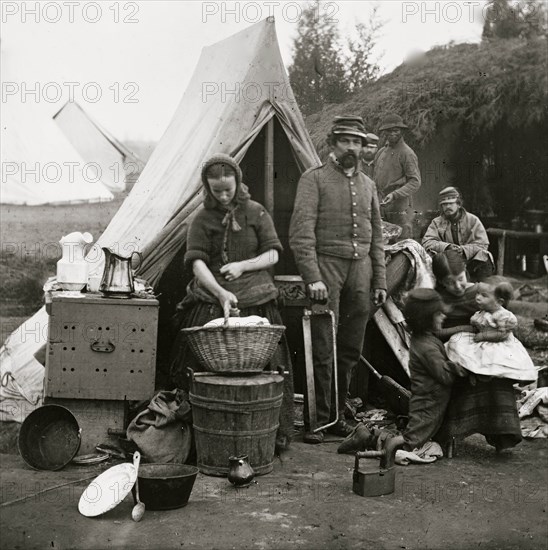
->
[422,186,494,282]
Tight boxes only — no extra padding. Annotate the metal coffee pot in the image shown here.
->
[227,455,255,488]
[99,247,142,298]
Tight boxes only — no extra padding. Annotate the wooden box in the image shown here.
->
[44,397,127,455]
[45,293,159,400]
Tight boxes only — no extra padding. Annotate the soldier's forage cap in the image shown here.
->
[439,186,461,205]
[364,133,379,145]
[331,115,368,141]
[379,113,408,131]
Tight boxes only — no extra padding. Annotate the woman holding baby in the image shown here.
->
[431,249,528,452]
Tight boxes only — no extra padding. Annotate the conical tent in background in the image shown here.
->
[0,18,320,422]
[0,101,114,205]
[97,17,319,285]
[53,102,144,193]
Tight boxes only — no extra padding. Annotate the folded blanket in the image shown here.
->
[385,239,435,290]
[518,387,548,418]
[517,387,548,438]
[396,441,444,465]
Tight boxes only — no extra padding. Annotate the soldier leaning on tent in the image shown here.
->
[373,114,421,240]
[289,115,387,444]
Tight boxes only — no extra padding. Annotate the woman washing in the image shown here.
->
[169,153,294,448]
[432,250,522,452]
[446,279,537,382]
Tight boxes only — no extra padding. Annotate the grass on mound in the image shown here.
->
[306,37,547,157]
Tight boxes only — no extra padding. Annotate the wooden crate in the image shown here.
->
[44,397,127,456]
[45,293,158,400]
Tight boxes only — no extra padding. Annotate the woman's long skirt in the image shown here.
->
[437,378,522,450]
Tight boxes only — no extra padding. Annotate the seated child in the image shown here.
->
[445,279,537,382]
[402,288,468,452]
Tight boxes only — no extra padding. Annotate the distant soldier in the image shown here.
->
[374,114,421,239]
[360,133,379,179]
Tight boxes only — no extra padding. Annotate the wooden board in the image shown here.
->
[44,397,127,456]
[373,309,410,378]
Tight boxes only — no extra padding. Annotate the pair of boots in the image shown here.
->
[337,425,390,454]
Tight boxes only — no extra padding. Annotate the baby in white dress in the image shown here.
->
[446,280,537,381]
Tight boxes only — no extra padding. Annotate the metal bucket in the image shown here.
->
[189,372,283,476]
[134,464,199,510]
[18,405,81,470]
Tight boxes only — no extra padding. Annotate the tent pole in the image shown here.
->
[264,118,274,216]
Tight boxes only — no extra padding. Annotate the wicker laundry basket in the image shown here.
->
[181,323,286,372]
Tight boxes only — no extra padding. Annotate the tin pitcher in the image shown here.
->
[99,247,142,297]
[227,455,255,488]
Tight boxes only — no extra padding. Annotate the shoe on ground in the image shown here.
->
[326,419,356,437]
[303,430,324,444]
[337,424,374,454]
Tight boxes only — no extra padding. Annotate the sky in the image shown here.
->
[1,1,489,141]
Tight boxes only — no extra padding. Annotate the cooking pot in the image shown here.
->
[132,463,199,510]
[18,405,81,470]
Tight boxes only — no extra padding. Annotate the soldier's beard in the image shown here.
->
[339,151,357,169]
[443,205,460,220]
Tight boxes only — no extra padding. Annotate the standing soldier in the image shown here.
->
[289,115,387,444]
[374,114,421,239]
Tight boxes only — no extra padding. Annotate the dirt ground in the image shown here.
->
[2,203,547,549]
[1,434,547,550]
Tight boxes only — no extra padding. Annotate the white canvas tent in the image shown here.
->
[0,18,320,422]
[0,101,114,205]
[54,102,144,193]
[100,17,319,284]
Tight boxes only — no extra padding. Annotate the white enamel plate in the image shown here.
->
[78,462,137,517]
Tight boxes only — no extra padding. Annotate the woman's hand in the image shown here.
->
[220,262,245,281]
[474,329,508,343]
[217,290,238,319]
[434,325,474,342]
